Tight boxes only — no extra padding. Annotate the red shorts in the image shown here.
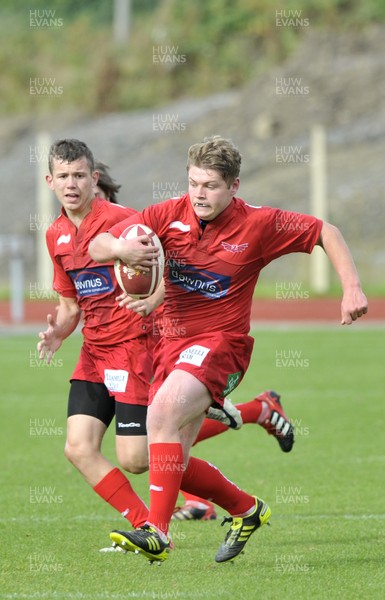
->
[149,331,254,406]
[71,335,155,406]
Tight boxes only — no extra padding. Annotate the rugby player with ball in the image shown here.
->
[90,135,367,563]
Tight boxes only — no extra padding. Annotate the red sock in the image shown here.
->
[179,490,212,507]
[147,443,185,535]
[93,468,148,528]
[194,399,264,446]
[237,399,263,424]
[181,457,255,515]
[194,419,227,445]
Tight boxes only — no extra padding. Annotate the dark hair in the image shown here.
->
[95,161,121,204]
[48,139,95,174]
[186,135,242,187]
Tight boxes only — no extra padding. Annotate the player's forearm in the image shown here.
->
[89,232,121,263]
[55,301,81,341]
[147,279,165,311]
[317,222,363,292]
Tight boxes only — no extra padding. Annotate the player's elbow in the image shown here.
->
[88,234,110,263]
[317,221,341,249]
[88,237,101,261]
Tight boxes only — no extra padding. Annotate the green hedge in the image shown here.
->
[1,0,384,116]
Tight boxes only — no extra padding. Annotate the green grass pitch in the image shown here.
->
[1,326,384,599]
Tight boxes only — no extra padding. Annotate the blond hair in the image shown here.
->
[186,135,241,187]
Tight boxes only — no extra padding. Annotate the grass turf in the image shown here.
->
[0,326,384,599]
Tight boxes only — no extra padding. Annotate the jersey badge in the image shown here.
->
[221,241,249,253]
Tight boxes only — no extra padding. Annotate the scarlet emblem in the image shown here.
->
[221,241,249,253]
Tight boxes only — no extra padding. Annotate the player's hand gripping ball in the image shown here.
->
[114,224,164,299]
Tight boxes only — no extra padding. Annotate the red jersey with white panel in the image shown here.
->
[46,197,152,346]
[109,195,323,337]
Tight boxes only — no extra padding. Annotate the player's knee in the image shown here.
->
[118,453,149,474]
[147,406,179,437]
[64,439,95,467]
[64,440,80,466]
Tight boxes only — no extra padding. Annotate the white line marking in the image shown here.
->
[1,513,385,525]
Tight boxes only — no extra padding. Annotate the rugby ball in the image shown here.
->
[114,224,164,299]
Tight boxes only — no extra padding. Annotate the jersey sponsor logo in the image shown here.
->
[223,371,242,396]
[221,241,249,253]
[176,344,210,367]
[68,266,114,297]
[104,369,129,393]
[57,234,71,245]
[169,220,191,232]
[168,260,230,299]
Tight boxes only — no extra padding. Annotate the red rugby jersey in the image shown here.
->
[46,197,151,345]
[109,195,323,337]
